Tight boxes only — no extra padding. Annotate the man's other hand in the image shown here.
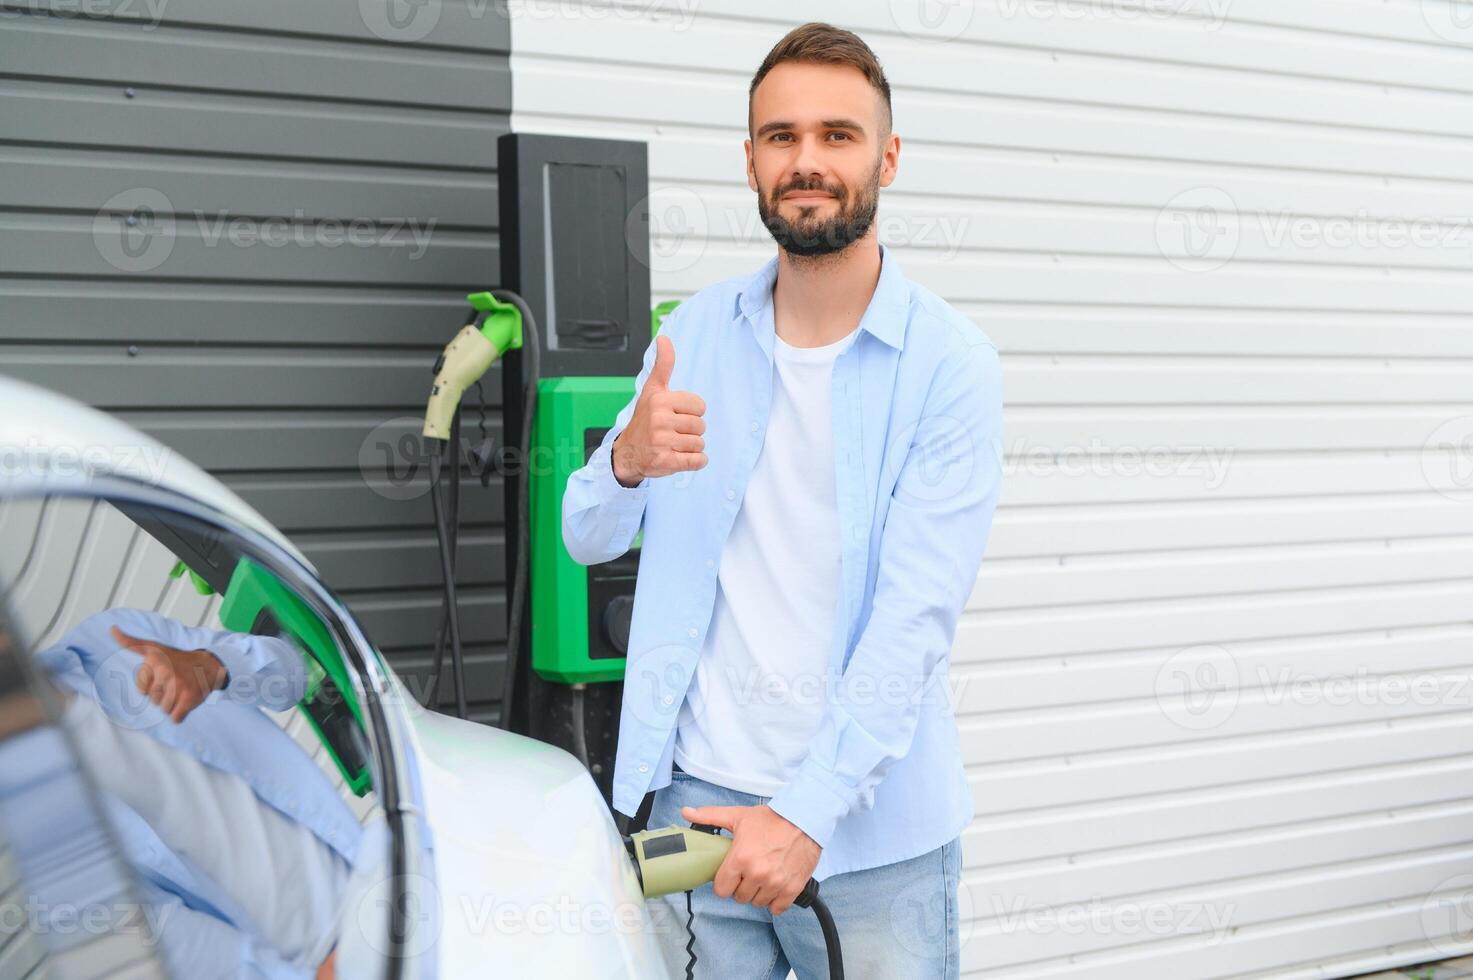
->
[112,625,227,724]
[681,803,821,916]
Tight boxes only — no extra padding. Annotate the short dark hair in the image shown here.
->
[748,22,893,139]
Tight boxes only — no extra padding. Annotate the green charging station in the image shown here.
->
[527,300,679,684]
[529,376,637,683]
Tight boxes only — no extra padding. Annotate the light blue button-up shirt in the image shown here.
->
[563,243,1004,879]
[30,607,364,977]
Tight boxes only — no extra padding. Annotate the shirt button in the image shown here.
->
[662,695,674,705]
[726,489,736,501]
[750,421,759,432]
[705,559,714,569]
[639,764,649,773]
[687,627,698,638]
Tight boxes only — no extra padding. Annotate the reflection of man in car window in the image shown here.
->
[33,607,365,979]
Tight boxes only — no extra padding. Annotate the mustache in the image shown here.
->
[774,181,845,201]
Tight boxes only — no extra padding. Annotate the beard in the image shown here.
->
[757,156,881,259]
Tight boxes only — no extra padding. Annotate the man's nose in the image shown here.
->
[790,133,827,185]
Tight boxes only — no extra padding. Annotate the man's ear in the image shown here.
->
[879,132,900,189]
[744,139,757,193]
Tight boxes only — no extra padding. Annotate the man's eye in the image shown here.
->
[829,132,850,141]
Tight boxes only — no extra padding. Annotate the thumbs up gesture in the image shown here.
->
[612,334,708,487]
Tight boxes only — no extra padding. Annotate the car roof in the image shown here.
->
[0,375,311,570]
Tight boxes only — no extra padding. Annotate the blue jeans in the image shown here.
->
[645,766,962,979]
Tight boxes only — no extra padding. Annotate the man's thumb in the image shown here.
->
[647,334,675,391]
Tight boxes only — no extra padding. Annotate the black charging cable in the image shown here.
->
[489,288,540,731]
[793,882,845,980]
[679,874,845,979]
[426,422,467,719]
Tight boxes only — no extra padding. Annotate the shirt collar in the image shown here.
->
[735,241,910,350]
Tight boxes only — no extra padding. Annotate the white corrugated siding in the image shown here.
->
[509,2,1473,977]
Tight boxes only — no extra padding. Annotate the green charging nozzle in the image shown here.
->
[423,292,524,441]
[625,824,732,899]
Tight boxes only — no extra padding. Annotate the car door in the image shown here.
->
[0,482,436,980]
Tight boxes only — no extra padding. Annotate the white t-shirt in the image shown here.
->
[673,322,860,796]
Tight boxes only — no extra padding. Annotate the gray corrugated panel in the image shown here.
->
[0,283,494,345]
[228,472,503,534]
[0,0,512,51]
[0,220,496,286]
[297,530,503,592]
[2,81,509,168]
[115,413,505,471]
[0,147,500,227]
[0,3,514,715]
[2,14,508,108]
[0,346,491,409]
[347,588,502,652]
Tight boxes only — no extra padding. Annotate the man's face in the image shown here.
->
[746,61,899,259]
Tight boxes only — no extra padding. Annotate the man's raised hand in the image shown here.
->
[113,625,228,724]
[612,334,708,488]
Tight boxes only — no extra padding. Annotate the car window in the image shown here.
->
[0,492,398,979]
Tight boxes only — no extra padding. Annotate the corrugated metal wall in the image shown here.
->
[0,1,513,721]
[507,2,1473,976]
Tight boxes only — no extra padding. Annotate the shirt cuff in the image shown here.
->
[210,632,306,709]
[765,757,857,851]
[591,435,653,541]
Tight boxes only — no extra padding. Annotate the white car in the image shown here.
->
[0,375,673,980]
